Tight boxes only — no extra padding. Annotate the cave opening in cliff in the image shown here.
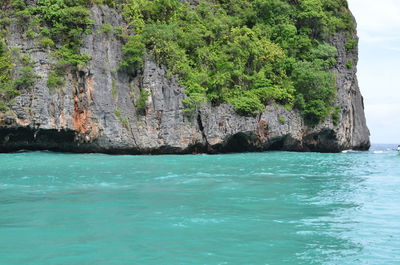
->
[223,132,258,153]
[268,138,285,151]
[0,127,77,152]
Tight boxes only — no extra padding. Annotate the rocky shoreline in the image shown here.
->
[0,5,370,154]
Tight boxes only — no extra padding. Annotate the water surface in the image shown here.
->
[0,145,399,264]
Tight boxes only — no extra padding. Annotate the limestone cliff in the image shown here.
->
[0,4,370,154]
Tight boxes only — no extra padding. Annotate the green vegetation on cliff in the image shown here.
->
[0,38,37,112]
[0,39,16,112]
[119,0,355,124]
[1,0,356,125]
[1,0,93,97]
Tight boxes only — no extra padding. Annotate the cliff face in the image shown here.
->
[0,5,370,154]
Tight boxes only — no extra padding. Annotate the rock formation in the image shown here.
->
[0,4,370,154]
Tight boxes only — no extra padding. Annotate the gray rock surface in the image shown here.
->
[0,5,370,153]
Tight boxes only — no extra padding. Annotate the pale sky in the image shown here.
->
[348,0,400,144]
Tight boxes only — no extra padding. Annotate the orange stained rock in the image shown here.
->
[257,120,268,141]
[86,75,94,102]
[73,107,89,134]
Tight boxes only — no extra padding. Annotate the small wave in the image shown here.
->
[190,218,224,224]
[0,183,27,188]
[172,222,187,228]
[195,172,213,177]
[296,231,316,236]
[16,149,30,153]
[155,174,181,180]
[99,182,114,187]
[342,150,361,153]
[217,184,239,191]
[73,182,130,189]
[373,151,386,154]
[178,178,201,184]
[252,172,274,176]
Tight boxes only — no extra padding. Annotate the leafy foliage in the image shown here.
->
[2,0,356,125]
[5,0,94,93]
[1,0,93,107]
[345,39,357,52]
[114,109,130,129]
[32,0,94,73]
[332,106,341,126]
[120,0,354,123]
[120,35,145,73]
[136,89,151,115]
[47,70,65,93]
[278,117,286,124]
[0,39,16,111]
[0,39,38,112]
[346,60,353,69]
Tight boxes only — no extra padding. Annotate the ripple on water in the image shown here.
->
[0,146,399,265]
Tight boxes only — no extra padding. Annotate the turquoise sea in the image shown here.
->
[0,145,399,265]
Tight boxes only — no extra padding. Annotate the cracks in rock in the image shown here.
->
[33,128,39,140]
[129,126,138,146]
[351,99,356,144]
[197,110,208,148]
